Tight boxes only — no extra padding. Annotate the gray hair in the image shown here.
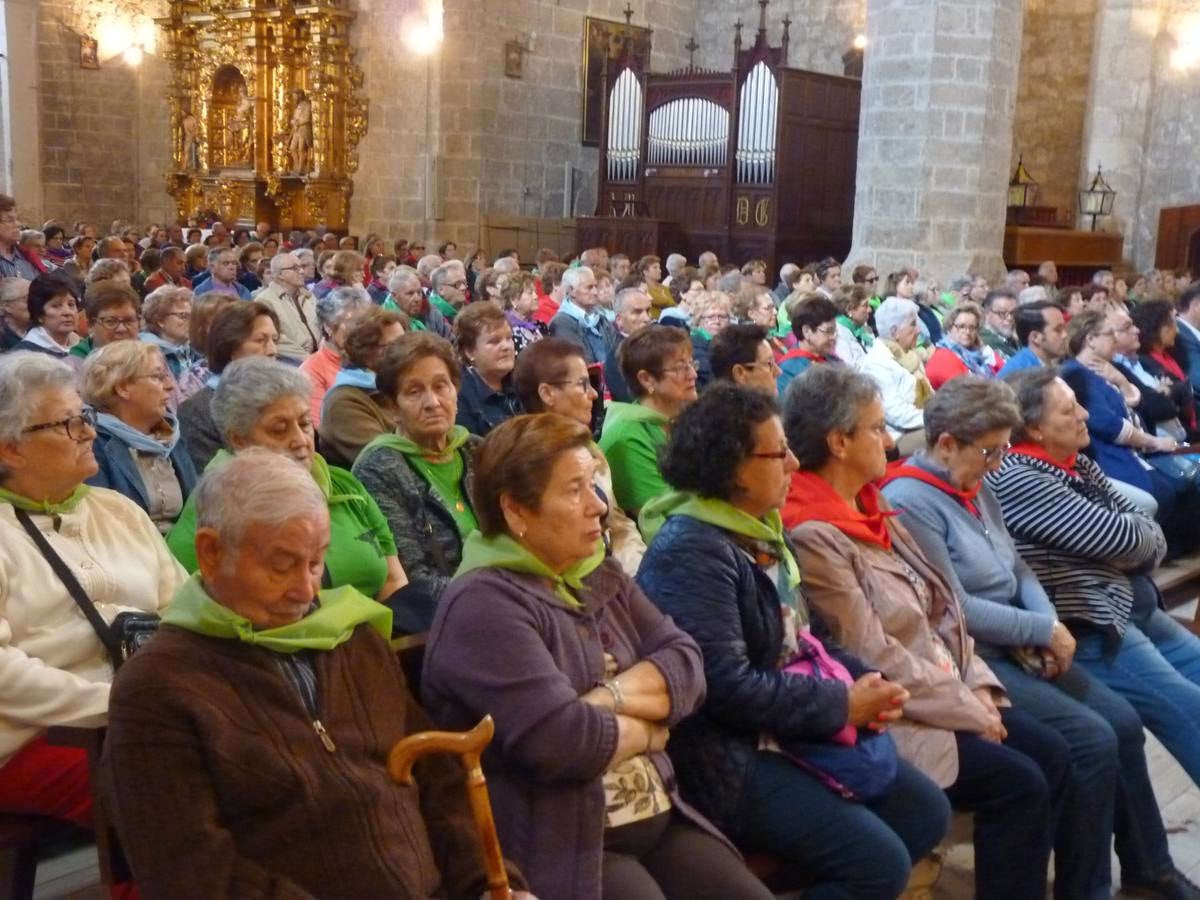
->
[716,272,744,295]
[779,262,800,284]
[0,352,80,469]
[294,247,315,264]
[1001,366,1062,444]
[782,364,882,469]
[492,257,519,275]
[561,265,594,299]
[1093,269,1113,285]
[874,297,919,339]
[192,447,328,550]
[922,375,1021,447]
[211,356,312,445]
[613,287,649,317]
[430,261,464,294]
[316,285,371,331]
[949,275,972,293]
[85,258,129,286]
[0,277,29,305]
[19,229,44,246]
[81,341,165,412]
[387,268,420,295]
[416,254,443,279]
[142,285,193,328]
[269,252,298,277]
[1018,285,1048,305]
[665,253,687,276]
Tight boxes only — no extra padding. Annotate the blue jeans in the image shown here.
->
[945,707,1067,900]
[987,655,1174,897]
[1074,607,1200,786]
[737,752,950,900]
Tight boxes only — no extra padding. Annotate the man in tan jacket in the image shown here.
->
[257,251,320,362]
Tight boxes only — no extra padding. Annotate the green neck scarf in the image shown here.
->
[456,531,606,609]
[209,449,360,507]
[0,483,91,516]
[692,327,713,342]
[362,425,471,460]
[836,315,874,346]
[162,574,391,653]
[639,491,800,588]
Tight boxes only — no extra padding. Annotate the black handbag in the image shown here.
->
[14,508,159,669]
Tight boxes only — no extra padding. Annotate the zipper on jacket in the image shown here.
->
[313,719,337,753]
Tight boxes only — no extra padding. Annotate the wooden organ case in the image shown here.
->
[578,2,861,271]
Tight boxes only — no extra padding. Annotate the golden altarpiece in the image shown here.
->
[159,0,368,231]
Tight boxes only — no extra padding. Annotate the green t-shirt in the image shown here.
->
[166,454,397,599]
[408,451,479,539]
[597,402,670,516]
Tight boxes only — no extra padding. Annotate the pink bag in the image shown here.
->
[783,628,858,746]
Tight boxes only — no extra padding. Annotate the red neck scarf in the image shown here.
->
[1009,442,1079,477]
[783,470,896,550]
[781,347,827,364]
[881,462,981,517]
[1151,349,1186,382]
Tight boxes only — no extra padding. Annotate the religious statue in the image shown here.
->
[181,104,200,171]
[227,88,254,166]
[288,89,313,175]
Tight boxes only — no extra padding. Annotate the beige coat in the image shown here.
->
[256,281,320,360]
[790,508,1005,787]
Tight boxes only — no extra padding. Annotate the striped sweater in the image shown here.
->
[986,451,1165,636]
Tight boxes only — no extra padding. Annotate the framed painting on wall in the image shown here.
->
[581,16,651,147]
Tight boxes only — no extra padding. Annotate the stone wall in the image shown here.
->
[1010,0,1097,215]
[692,0,864,75]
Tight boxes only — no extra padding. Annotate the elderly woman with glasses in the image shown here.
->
[299,285,372,427]
[777,293,841,394]
[689,291,732,389]
[783,364,1070,900]
[860,297,934,457]
[833,284,874,368]
[599,325,698,517]
[878,375,1200,900]
[637,383,950,899]
[0,353,184,860]
[167,357,407,608]
[925,303,1002,390]
[82,341,198,534]
[989,367,1200,800]
[139,285,198,409]
[514,338,645,575]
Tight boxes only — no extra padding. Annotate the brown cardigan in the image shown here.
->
[318,383,398,468]
[791,509,1005,788]
[100,624,524,900]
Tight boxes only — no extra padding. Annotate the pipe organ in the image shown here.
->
[580,1,861,271]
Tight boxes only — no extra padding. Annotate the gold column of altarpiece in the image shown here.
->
[159,0,368,231]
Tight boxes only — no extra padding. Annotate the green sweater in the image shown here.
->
[597,401,670,515]
[167,452,397,599]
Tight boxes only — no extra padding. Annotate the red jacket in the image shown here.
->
[535,294,561,326]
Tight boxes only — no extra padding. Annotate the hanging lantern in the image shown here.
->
[1007,154,1039,208]
[1078,164,1117,232]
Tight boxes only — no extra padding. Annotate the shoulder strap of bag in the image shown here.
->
[13,508,122,664]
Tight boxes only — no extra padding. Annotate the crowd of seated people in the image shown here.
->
[6,195,1200,898]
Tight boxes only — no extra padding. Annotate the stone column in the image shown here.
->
[847,0,1023,285]
[1078,0,1165,267]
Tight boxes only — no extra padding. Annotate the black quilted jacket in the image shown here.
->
[636,515,867,837]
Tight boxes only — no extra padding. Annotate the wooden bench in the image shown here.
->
[1153,548,1200,634]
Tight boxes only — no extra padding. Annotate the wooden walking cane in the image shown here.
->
[388,714,512,900]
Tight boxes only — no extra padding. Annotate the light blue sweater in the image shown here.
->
[881,453,1057,651]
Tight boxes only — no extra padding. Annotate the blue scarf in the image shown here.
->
[936,336,991,376]
[332,367,377,390]
[96,411,180,456]
[558,298,602,332]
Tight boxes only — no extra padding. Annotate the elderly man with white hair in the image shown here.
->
[547,265,618,366]
[256,251,321,362]
[491,256,519,276]
[662,252,687,288]
[102,449,531,900]
[774,262,801,304]
[428,261,469,322]
[0,276,30,350]
[859,297,934,456]
[386,267,452,338]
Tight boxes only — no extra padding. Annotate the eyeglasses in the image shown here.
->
[275,265,301,273]
[700,313,730,323]
[990,309,1016,320]
[815,324,838,336]
[165,311,192,321]
[21,406,97,441]
[549,376,593,392]
[660,360,698,377]
[136,371,172,384]
[96,316,139,331]
[965,440,1010,462]
[952,323,979,333]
